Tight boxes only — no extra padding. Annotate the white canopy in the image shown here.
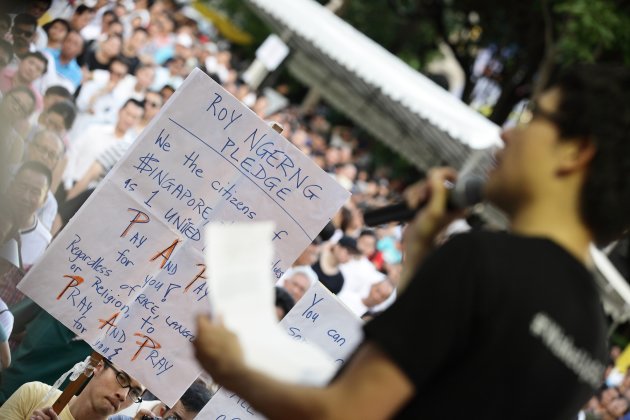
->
[244,0,502,169]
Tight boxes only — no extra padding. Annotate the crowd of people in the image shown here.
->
[0,0,414,418]
[0,1,627,419]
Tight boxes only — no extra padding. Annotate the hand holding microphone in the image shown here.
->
[374,168,485,292]
[363,171,485,227]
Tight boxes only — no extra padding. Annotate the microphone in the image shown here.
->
[363,175,485,227]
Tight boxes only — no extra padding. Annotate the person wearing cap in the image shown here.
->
[310,236,360,295]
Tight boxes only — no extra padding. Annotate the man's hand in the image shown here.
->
[399,168,466,291]
[193,315,247,389]
[30,407,59,420]
[363,280,394,308]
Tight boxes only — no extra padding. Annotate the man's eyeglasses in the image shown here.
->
[517,102,564,128]
[104,360,144,403]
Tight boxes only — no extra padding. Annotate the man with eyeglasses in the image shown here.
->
[62,97,143,192]
[194,65,630,419]
[0,358,146,420]
[64,91,158,203]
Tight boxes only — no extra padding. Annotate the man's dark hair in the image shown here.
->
[549,64,630,245]
[122,98,144,111]
[359,229,377,239]
[28,0,53,11]
[110,54,130,70]
[12,13,37,28]
[47,100,77,130]
[275,286,295,318]
[42,18,71,35]
[74,4,93,15]
[179,381,212,413]
[160,84,175,94]
[0,38,12,57]
[44,85,72,100]
[102,10,116,21]
[318,221,336,242]
[16,160,52,189]
[133,26,149,36]
[22,50,48,73]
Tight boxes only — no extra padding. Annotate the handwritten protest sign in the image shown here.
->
[17,68,350,407]
[197,281,364,419]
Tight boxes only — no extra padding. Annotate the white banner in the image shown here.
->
[17,68,349,407]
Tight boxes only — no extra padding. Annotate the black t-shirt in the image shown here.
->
[79,48,111,71]
[121,53,141,75]
[311,260,344,294]
[363,231,607,420]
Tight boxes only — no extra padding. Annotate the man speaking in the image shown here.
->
[193,64,630,419]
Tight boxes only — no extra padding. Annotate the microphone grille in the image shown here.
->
[451,175,485,209]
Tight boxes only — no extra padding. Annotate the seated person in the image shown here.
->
[5,161,52,271]
[0,357,145,419]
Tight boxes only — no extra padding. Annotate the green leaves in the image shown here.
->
[554,0,630,64]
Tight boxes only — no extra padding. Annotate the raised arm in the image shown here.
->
[66,161,104,201]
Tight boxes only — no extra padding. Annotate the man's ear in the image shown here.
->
[557,138,596,175]
[92,360,106,376]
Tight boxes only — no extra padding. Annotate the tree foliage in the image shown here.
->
[208,0,630,124]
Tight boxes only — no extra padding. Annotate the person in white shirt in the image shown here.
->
[70,56,131,139]
[65,90,160,201]
[62,98,143,190]
[5,161,53,270]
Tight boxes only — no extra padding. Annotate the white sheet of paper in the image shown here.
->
[206,223,337,384]
[197,277,364,419]
[17,68,349,407]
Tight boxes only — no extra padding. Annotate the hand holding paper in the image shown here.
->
[201,222,337,387]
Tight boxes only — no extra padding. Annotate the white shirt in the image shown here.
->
[20,217,52,268]
[37,190,58,232]
[338,257,387,316]
[63,123,128,189]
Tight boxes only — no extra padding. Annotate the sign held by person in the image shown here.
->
[17,68,350,406]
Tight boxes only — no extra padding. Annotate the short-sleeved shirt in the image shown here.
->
[45,48,83,90]
[363,231,607,419]
[0,381,75,419]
